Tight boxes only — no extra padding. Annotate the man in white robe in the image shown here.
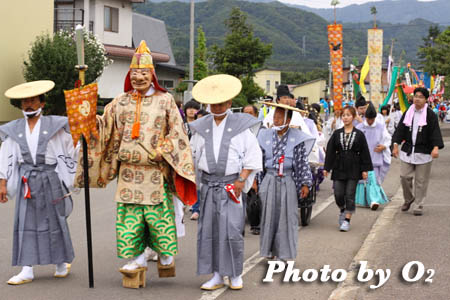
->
[0,81,78,285]
[189,74,262,290]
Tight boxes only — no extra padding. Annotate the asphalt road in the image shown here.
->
[357,137,450,300]
[0,136,446,300]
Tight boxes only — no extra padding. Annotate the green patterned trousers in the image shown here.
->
[116,184,178,258]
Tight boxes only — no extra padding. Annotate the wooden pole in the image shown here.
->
[75,25,94,288]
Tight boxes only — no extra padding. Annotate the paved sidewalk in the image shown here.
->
[330,136,450,300]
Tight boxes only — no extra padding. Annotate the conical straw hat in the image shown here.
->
[192,74,242,104]
[4,80,55,99]
[259,101,307,114]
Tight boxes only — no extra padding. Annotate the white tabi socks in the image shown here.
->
[7,266,34,285]
[54,263,71,278]
[229,275,243,290]
[201,272,225,290]
[159,255,173,266]
[122,252,148,271]
[144,247,158,262]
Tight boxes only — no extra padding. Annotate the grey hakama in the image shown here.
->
[190,113,261,277]
[258,128,314,260]
[0,117,75,266]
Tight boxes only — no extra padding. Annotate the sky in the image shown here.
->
[278,0,436,9]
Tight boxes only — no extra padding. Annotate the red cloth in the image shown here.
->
[175,174,197,206]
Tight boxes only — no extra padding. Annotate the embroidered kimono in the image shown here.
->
[0,116,78,266]
[74,90,196,259]
[257,128,314,259]
[190,112,262,277]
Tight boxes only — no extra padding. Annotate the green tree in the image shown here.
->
[418,25,442,74]
[371,6,378,28]
[331,0,340,24]
[211,7,272,105]
[22,29,111,115]
[194,26,208,81]
[235,76,265,105]
[418,27,450,98]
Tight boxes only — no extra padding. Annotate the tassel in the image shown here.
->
[22,176,31,199]
[131,122,140,139]
[131,92,142,139]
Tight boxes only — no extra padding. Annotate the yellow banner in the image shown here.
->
[328,24,344,110]
[368,29,383,105]
[64,83,99,147]
[360,56,370,94]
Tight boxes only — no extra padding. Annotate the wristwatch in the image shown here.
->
[238,176,246,183]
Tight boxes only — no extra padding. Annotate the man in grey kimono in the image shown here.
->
[190,74,263,290]
[257,102,314,260]
[0,81,77,285]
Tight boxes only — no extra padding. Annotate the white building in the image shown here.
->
[54,0,177,99]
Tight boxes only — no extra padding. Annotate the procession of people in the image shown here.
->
[0,39,445,293]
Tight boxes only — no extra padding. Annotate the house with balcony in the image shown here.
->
[54,0,184,100]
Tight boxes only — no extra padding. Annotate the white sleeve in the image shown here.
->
[0,137,20,199]
[325,117,334,136]
[189,132,205,187]
[381,126,392,165]
[51,129,79,191]
[241,129,263,193]
[190,133,204,170]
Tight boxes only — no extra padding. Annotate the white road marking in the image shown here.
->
[198,195,336,300]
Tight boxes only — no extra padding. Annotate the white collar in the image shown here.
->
[146,85,155,96]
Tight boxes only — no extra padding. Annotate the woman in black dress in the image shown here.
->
[323,106,373,232]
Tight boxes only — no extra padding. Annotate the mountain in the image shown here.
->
[289,0,450,25]
[148,0,450,24]
[135,0,440,72]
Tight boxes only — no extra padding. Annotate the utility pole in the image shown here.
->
[390,38,395,59]
[302,36,306,56]
[188,0,195,93]
[83,0,90,30]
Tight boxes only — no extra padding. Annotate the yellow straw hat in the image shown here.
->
[192,74,242,104]
[260,101,308,114]
[4,80,55,99]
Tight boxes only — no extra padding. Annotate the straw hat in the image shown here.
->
[192,74,242,104]
[260,101,307,114]
[4,80,55,99]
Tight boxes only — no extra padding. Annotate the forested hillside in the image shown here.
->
[135,0,439,72]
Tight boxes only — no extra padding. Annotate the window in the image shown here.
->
[275,81,279,88]
[104,6,119,32]
[164,80,174,89]
[158,80,174,89]
[266,80,270,93]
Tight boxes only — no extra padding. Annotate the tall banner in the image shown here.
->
[368,28,383,105]
[328,24,343,110]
